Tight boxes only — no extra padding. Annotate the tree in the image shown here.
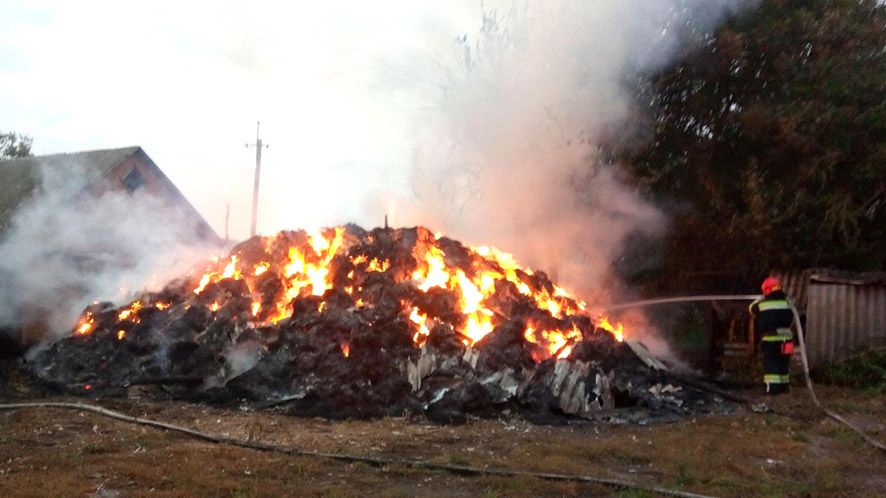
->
[0,132,33,159]
[621,0,885,293]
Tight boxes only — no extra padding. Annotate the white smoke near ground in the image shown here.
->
[224,342,263,381]
[0,161,219,343]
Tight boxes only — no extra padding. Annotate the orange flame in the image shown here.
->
[412,246,450,291]
[76,317,94,336]
[367,258,390,273]
[147,226,628,359]
[117,301,142,322]
[595,317,625,342]
[409,307,431,346]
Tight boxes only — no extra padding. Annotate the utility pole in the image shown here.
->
[224,203,230,244]
[246,121,268,237]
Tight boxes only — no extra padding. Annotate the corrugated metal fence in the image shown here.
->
[777,271,886,368]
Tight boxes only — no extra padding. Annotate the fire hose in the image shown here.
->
[602,294,886,453]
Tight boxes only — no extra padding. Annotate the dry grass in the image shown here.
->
[0,384,883,497]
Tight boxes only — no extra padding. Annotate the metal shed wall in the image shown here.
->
[805,278,886,367]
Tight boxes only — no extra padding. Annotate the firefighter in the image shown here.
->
[749,277,795,394]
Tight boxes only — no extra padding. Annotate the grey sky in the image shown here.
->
[1,1,471,238]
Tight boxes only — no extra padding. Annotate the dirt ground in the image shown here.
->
[1,370,884,498]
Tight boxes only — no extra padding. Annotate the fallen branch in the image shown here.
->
[0,401,716,498]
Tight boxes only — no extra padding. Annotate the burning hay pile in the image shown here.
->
[30,226,722,423]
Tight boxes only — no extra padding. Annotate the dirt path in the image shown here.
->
[0,385,883,497]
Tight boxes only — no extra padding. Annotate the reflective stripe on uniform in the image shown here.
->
[757,300,791,311]
[764,374,790,384]
[749,299,761,314]
[762,334,792,342]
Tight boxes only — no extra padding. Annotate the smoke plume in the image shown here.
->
[0,161,218,342]
[382,0,756,302]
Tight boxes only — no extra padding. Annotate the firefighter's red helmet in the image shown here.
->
[761,277,781,295]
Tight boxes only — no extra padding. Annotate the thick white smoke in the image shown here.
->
[379,0,756,302]
[0,161,218,342]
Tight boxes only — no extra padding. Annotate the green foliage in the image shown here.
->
[0,132,32,159]
[621,0,885,292]
[819,349,886,391]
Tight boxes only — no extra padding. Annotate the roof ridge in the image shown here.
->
[0,145,141,163]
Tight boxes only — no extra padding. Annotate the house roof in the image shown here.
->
[0,146,217,242]
[0,146,141,233]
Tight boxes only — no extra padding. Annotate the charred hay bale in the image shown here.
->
[423,388,466,424]
[153,279,192,300]
[265,230,309,257]
[250,326,281,351]
[311,310,365,342]
[303,325,350,360]
[126,322,162,354]
[329,260,357,289]
[503,297,551,323]
[252,273,285,309]
[411,287,463,324]
[349,320,413,357]
[233,327,262,346]
[358,270,397,291]
[228,235,271,264]
[423,381,503,424]
[30,333,139,394]
[0,327,24,359]
[343,223,367,239]
[154,305,211,343]
[516,360,578,424]
[290,295,324,317]
[195,316,245,352]
[283,375,410,419]
[483,280,530,315]
[571,335,643,372]
[475,321,534,371]
[358,282,413,316]
[435,237,473,269]
[196,279,251,307]
[135,352,168,380]
[367,226,418,254]
[225,346,296,400]
[273,323,350,381]
[164,340,221,380]
[427,323,465,355]
[228,233,264,255]
[323,290,359,312]
[346,323,412,385]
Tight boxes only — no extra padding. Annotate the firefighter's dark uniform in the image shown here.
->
[749,290,794,394]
